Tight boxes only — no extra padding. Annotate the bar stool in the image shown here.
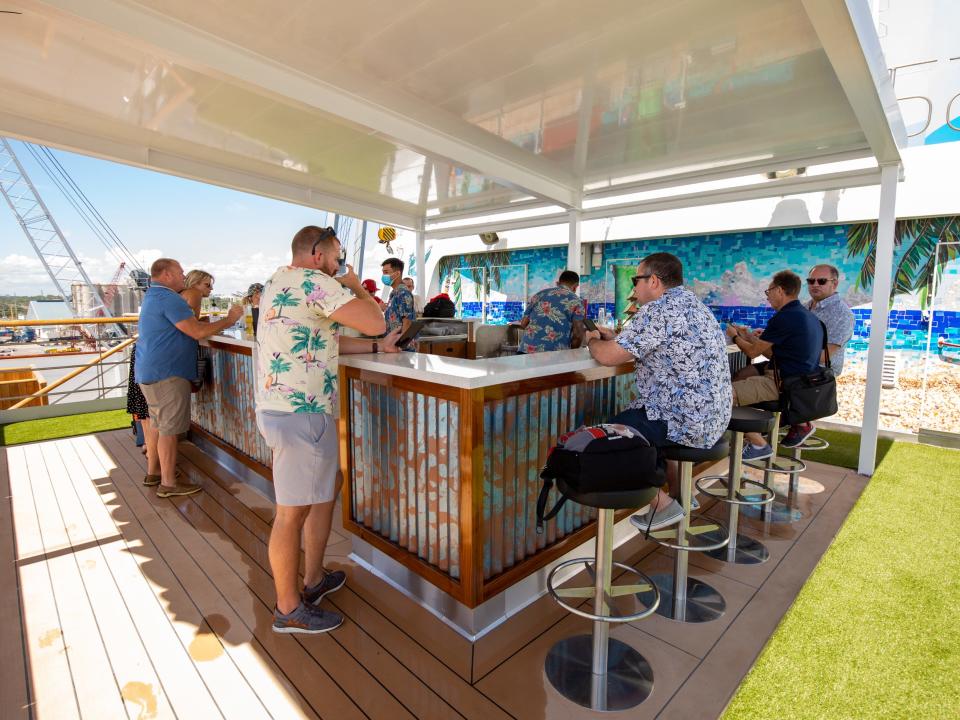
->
[637,434,731,623]
[544,482,662,711]
[738,401,807,524]
[776,426,830,495]
[696,408,777,564]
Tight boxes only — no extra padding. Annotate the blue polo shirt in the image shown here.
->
[135,285,198,384]
[760,299,824,378]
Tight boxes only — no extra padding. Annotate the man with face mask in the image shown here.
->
[381,257,416,335]
[585,252,732,531]
[256,225,401,635]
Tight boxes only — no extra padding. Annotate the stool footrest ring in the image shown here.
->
[643,519,730,552]
[744,456,806,475]
[546,558,661,623]
[695,476,776,506]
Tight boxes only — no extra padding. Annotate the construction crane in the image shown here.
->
[100,261,127,313]
[0,137,109,317]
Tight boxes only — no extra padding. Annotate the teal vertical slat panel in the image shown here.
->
[437,398,450,573]
[447,400,460,580]
[482,402,493,579]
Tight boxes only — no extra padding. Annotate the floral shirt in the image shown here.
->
[616,286,732,448]
[808,293,854,375]
[384,284,416,333]
[254,266,355,414]
[520,286,585,353]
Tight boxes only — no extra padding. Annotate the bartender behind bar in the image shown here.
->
[515,270,586,353]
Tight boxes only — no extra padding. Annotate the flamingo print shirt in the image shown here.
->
[254,266,355,414]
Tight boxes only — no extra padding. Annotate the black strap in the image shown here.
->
[773,319,829,391]
[535,476,569,534]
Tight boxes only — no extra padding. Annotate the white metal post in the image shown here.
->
[568,210,582,274]
[858,163,900,476]
[415,225,426,307]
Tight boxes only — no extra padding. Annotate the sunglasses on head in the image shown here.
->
[806,277,831,286]
[311,226,338,255]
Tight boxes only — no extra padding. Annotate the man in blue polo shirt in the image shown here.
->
[726,269,824,460]
[137,258,242,497]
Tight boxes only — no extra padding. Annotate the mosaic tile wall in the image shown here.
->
[437,223,960,368]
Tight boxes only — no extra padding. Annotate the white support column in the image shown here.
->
[415,225,427,307]
[567,210,582,274]
[858,163,900,476]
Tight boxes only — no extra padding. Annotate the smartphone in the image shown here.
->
[334,256,348,277]
[582,317,598,332]
[395,320,426,349]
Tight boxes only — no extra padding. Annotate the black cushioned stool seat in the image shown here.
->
[638,433,730,623]
[544,481,661,711]
[729,406,777,435]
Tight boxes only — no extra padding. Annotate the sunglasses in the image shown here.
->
[806,277,832,286]
[631,274,656,286]
[763,286,777,296]
[311,226,338,255]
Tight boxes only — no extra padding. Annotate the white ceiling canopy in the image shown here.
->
[0,0,904,231]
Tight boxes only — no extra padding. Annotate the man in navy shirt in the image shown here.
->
[726,270,824,460]
[136,258,242,497]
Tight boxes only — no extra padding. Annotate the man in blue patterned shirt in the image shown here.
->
[516,270,586,353]
[381,257,416,335]
[586,253,732,530]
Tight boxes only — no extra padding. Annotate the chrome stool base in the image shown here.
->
[703,530,769,564]
[639,573,726,623]
[545,635,654,712]
[741,499,804,524]
[771,476,826,495]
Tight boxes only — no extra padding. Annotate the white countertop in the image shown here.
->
[205,332,741,391]
[338,348,613,389]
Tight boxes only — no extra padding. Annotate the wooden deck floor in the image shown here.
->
[1,430,866,719]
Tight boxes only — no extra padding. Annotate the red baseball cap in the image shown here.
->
[361,279,379,293]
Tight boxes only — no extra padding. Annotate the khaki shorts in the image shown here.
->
[732,370,780,407]
[256,410,340,506]
[140,377,192,436]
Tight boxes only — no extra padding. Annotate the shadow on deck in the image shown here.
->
[1,430,866,719]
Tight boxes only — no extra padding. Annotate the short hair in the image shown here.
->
[772,269,802,296]
[810,263,840,280]
[150,258,179,278]
[184,269,214,289]
[292,225,338,257]
[402,276,415,285]
[640,252,683,288]
[382,257,404,273]
[558,270,580,286]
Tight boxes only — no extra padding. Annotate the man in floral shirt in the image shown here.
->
[255,225,400,635]
[517,270,586,353]
[586,253,732,531]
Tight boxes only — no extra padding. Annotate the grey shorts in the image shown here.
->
[140,377,192,436]
[256,410,340,506]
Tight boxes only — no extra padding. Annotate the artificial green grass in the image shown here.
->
[724,438,960,719]
[776,427,893,470]
[0,409,130,446]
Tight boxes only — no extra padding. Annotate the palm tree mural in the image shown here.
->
[847,216,960,308]
[271,287,300,318]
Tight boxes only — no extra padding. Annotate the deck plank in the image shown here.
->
[109,433,417,720]
[24,442,134,719]
[95,432,356,720]
[169,453,470,720]
[0,449,32,720]
[69,436,258,720]
[7,445,82,720]
[174,441,515,720]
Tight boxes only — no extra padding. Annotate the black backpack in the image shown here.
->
[535,423,664,533]
[423,296,455,318]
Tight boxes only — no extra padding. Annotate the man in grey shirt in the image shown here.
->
[781,263,855,448]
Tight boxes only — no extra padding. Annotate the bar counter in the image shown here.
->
[191,332,743,636]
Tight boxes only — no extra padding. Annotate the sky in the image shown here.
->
[0,141,363,297]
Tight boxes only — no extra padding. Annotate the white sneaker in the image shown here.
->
[631,499,684,533]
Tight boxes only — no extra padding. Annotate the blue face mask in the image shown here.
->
[381,274,393,287]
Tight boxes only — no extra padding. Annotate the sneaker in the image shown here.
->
[781,423,816,448]
[143,468,183,486]
[631,498,685,533]
[155,481,201,498]
[303,570,346,605]
[272,602,343,635]
[742,443,773,462]
[690,496,700,511]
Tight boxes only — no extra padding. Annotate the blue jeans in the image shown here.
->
[609,407,669,447]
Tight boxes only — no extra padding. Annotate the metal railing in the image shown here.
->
[0,316,139,415]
